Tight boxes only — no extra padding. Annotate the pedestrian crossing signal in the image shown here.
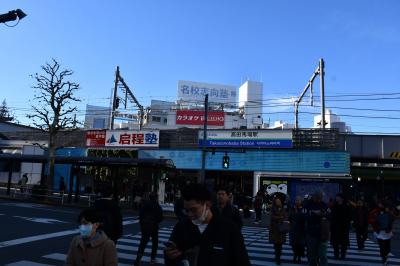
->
[222,155,230,169]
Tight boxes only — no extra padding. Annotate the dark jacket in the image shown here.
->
[369,207,396,233]
[211,203,243,229]
[353,205,369,231]
[139,199,163,233]
[304,200,329,239]
[165,215,250,266]
[269,207,288,244]
[289,206,306,245]
[330,203,351,246]
[93,198,123,243]
[174,197,186,222]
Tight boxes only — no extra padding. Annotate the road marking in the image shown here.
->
[43,253,66,261]
[42,253,131,266]
[0,229,78,248]
[0,202,76,214]
[123,216,138,220]
[122,219,139,225]
[5,261,54,266]
[13,216,68,224]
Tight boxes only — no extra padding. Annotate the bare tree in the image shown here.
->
[27,59,81,190]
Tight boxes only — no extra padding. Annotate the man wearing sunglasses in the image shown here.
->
[164,183,250,266]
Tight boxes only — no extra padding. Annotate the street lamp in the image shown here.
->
[0,9,27,24]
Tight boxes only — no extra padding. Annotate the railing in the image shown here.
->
[0,185,97,206]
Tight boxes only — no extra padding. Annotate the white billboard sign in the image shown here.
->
[178,80,236,104]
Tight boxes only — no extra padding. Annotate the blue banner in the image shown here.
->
[199,139,293,148]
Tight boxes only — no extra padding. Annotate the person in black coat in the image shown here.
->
[351,199,369,249]
[211,187,243,229]
[134,193,164,266]
[289,196,306,264]
[330,193,352,260]
[164,183,250,266]
[93,189,123,244]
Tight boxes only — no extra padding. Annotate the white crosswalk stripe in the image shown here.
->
[4,226,400,265]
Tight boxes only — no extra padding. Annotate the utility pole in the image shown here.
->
[294,58,326,129]
[200,94,209,184]
[110,66,119,130]
[110,66,144,130]
[319,58,326,129]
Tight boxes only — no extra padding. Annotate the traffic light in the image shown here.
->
[222,154,230,169]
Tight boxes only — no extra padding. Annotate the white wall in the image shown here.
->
[238,81,263,129]
[20,145,44,185]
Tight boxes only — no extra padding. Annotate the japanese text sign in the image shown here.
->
[178,80,236,104]
[105,130,159,147]
[176,110,224,126]
[86,130,106,147]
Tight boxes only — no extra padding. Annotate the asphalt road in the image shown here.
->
[1,199,400,266]
[0,199,176,265]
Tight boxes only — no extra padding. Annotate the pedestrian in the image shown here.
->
[289,196,306,264]
[18,173,28,193]
[134,193,164,266]
[368,200,397,266]
[211,186,243,229]
[164,183,250,266]
[269,197,288,265]
[65,208,118,266]
[93,189,123,244]
[174,192,187,222]
[351,199,369,249]
[304,190,329,266]
[254,191,263,224]
[132,180,142,210]
[59,176,66,194]
[329,193,352,260]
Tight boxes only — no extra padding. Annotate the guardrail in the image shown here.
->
[0,185,97,206]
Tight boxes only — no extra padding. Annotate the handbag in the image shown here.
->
[278,220,291,233]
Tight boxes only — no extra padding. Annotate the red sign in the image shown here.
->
[86,130,106,147]
[176,110,224,126]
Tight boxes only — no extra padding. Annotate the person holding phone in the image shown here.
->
[164,183,250,266]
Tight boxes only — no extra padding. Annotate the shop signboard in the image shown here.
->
[86,130,106,147]
[105,130,159,147]
[198,130,293,148]
[176,110,224,126]
[86,130,159,147]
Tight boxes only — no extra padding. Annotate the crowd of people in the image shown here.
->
[63,183,399,266]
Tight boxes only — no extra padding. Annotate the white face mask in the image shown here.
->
[191,204,209,225]
[79,224,93,238]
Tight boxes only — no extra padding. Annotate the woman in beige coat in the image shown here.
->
[269,197,288,265]
[65,208,118,266]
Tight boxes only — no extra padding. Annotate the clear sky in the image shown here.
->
[1,0,400,134]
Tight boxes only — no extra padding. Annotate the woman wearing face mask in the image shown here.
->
[65,208,118,266]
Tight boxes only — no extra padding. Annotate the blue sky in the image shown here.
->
[1,0,400,134]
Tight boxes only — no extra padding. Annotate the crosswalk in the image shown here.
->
[5,226,400,266]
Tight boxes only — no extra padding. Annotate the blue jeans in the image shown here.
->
[306,236,327,266]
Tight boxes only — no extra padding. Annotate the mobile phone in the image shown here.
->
[164,241,176,248]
